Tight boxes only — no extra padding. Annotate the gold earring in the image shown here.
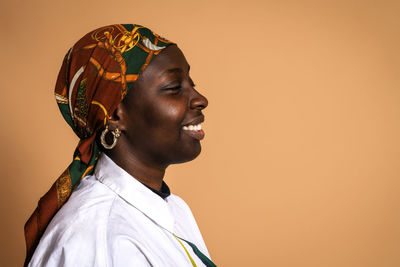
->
[100,125,121,149]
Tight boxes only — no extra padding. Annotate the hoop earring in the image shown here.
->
[100,125,121,149]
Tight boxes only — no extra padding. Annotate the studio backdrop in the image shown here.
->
[1,0,399,266]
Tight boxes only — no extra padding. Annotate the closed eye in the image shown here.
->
[164,85,181,91]
[161,85,182,95]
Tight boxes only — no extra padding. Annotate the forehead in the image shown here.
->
[125,45,190,100]
[143,45,190,77]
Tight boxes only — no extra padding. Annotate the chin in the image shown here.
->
[171,143,202,164]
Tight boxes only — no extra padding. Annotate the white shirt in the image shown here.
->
[29,154,212,267]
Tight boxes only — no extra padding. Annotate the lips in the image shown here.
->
[182,115,204,127]
[181,115,205,140]
[183,128,205,140]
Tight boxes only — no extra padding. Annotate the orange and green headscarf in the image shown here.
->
[24,24,174,265]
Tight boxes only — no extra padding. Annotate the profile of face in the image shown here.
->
[112,45,208,167]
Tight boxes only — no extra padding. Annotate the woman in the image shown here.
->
[25,24,216,267]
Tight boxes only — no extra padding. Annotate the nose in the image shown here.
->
[190,88,208,110]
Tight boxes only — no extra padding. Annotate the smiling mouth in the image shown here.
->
[182,123,202,131]
[182,123,205,140]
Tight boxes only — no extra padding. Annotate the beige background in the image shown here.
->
[1,0,400,266]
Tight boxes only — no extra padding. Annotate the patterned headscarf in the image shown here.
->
[24,24,174,265]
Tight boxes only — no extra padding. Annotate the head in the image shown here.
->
[50,23,212,191]
[53,23,206,193]
[105,44,208,167]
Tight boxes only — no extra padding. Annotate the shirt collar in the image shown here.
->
[94,154,175,232]
[144,181,171,199]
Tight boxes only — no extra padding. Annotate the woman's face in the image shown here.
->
[119,45,208,166]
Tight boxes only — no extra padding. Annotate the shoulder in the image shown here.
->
[167,193,200,232]
[49,174,117,233]
[29,175,153,267]
[29,175,117,266]
[167,193,210,257]
[167,193,192,211]
[167,194,198,220]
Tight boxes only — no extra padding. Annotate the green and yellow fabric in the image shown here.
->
[24,24,174,265]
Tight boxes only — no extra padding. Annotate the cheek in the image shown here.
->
[164,102,185,124]
[145,100,186,135]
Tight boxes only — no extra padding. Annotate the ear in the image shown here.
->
[107,102,129,132]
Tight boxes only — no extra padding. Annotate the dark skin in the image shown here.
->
[104,45,208,191]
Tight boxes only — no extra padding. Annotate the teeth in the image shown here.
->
[183,124,202,131]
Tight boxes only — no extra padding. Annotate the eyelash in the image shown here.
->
[163,82,196,92]
[165,85,181,91]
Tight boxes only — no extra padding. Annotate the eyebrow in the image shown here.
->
[159,65,191,77]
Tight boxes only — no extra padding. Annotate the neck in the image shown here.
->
[105,146,166,191]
